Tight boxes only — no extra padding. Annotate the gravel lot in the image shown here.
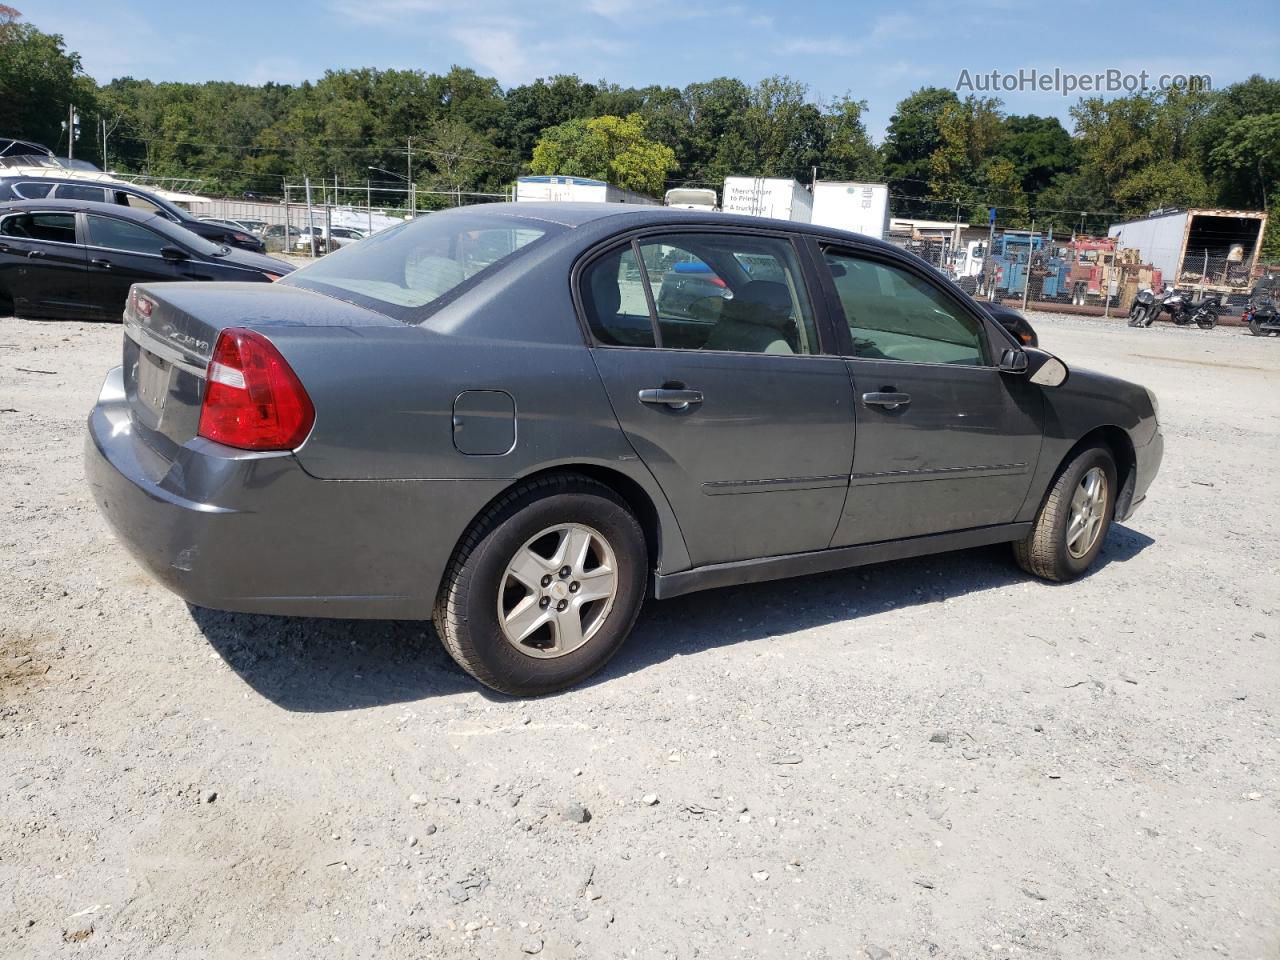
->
[1,310,1277,959]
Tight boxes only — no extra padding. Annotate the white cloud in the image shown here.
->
[448,24,533,86]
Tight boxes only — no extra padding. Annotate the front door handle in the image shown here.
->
[862,391,911,410]
[639,387,703,409]
[91,258,113,269]
[27,250,44,259]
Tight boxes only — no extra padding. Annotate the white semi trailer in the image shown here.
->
[721,177,813,222]
[810,181,890,240]
[514,175,658,205]
[1108,207,1268,297]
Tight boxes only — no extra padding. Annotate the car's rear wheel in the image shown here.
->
[434,473,647,696]
[0,285,12,318]
[1014,445,1117,582]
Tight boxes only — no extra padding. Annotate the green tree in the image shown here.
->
[819,95,881,181]
[530,113,675,195]
[880,87,959,217]
[998,114,1077,198]
[0,6,98,154]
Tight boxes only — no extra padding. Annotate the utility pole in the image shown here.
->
[1022,218,1035,313]
[304,176,316,257]
[367,179,372,233]
[407,137,415,218]
[66,104,79,162]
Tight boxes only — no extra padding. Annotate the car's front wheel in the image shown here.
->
[434,474,647,696]
[1014,445,1117,582]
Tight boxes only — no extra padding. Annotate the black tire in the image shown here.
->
[1249,318,1267,337]
[0,285,12,319]
[433,473,647,696]
[1196,312,1217,330]
[1126,306,1144,327]
[1014,445,1118,582]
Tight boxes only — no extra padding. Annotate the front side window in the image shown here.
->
[0,212,76,244]
[823,249,988,366]
[54,183,107,202]
[86,215,169,255]
[282,212,560,321]
[581,232,818,355]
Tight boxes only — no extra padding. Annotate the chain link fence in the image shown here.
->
[187,181,510,257]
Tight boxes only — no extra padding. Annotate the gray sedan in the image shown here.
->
[86,203,1163,696]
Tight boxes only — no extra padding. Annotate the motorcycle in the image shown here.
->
[1128,288,1165,326]
[1180,292,1221,330]
[1129,288,1180,327]
[1130,288,1220,329]
[1243,297,1279,337]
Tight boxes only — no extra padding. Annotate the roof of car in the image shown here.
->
[457,201,906,255]
[0,197,165,224]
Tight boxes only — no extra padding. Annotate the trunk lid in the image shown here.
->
[123,281,400,458]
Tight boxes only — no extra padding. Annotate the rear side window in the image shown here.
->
[54,183,107,202]
[13,182,53,199]
[0,212,76,244]
[580,232,819,355]
[581,244,654,347]
[116,191,162,214]
[822,249,988,366]
[86,215,169,255]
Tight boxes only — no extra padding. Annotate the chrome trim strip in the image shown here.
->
[123,316,208,377]
[702,474,849,495]
[848,462,1028,486]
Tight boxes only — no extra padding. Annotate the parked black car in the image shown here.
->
[0,176,267,253]
[86,203,1162,696]
[983,301,1039,347]
[0,199,293,321]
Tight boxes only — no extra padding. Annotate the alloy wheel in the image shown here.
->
[1066,466,1108,559]
[497,523,618,658]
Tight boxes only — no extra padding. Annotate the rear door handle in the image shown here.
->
[91,258,112,269]
[639,387,703,409]
[862,391,911,410]
[27,250,44,259]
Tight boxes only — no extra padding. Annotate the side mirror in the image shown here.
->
[998,348,1028,374]
[1030,355,1069,387]
[160,245,188,262]
[1021,348,1070,387]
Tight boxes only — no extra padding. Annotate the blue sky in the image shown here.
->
[33,0,1280,140]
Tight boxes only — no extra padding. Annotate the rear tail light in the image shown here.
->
[198,328,314,450]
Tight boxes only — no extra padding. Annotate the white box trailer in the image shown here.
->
[721,177,812,222]
[515,175,658,205]
[1108,207,1268,295]
[810,181,890,240]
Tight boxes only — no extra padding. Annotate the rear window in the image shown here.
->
[282,212,561,321]
[13,182,53,199]
[54,183,107,202]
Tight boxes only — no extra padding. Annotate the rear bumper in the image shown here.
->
[85,367,509,619]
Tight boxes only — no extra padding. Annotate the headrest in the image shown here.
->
[589,253,622,318]
[724,280,794,329]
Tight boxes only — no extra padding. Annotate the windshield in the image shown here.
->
[282,212,561,321]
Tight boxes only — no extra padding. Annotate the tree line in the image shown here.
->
[2,6,1276,250]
